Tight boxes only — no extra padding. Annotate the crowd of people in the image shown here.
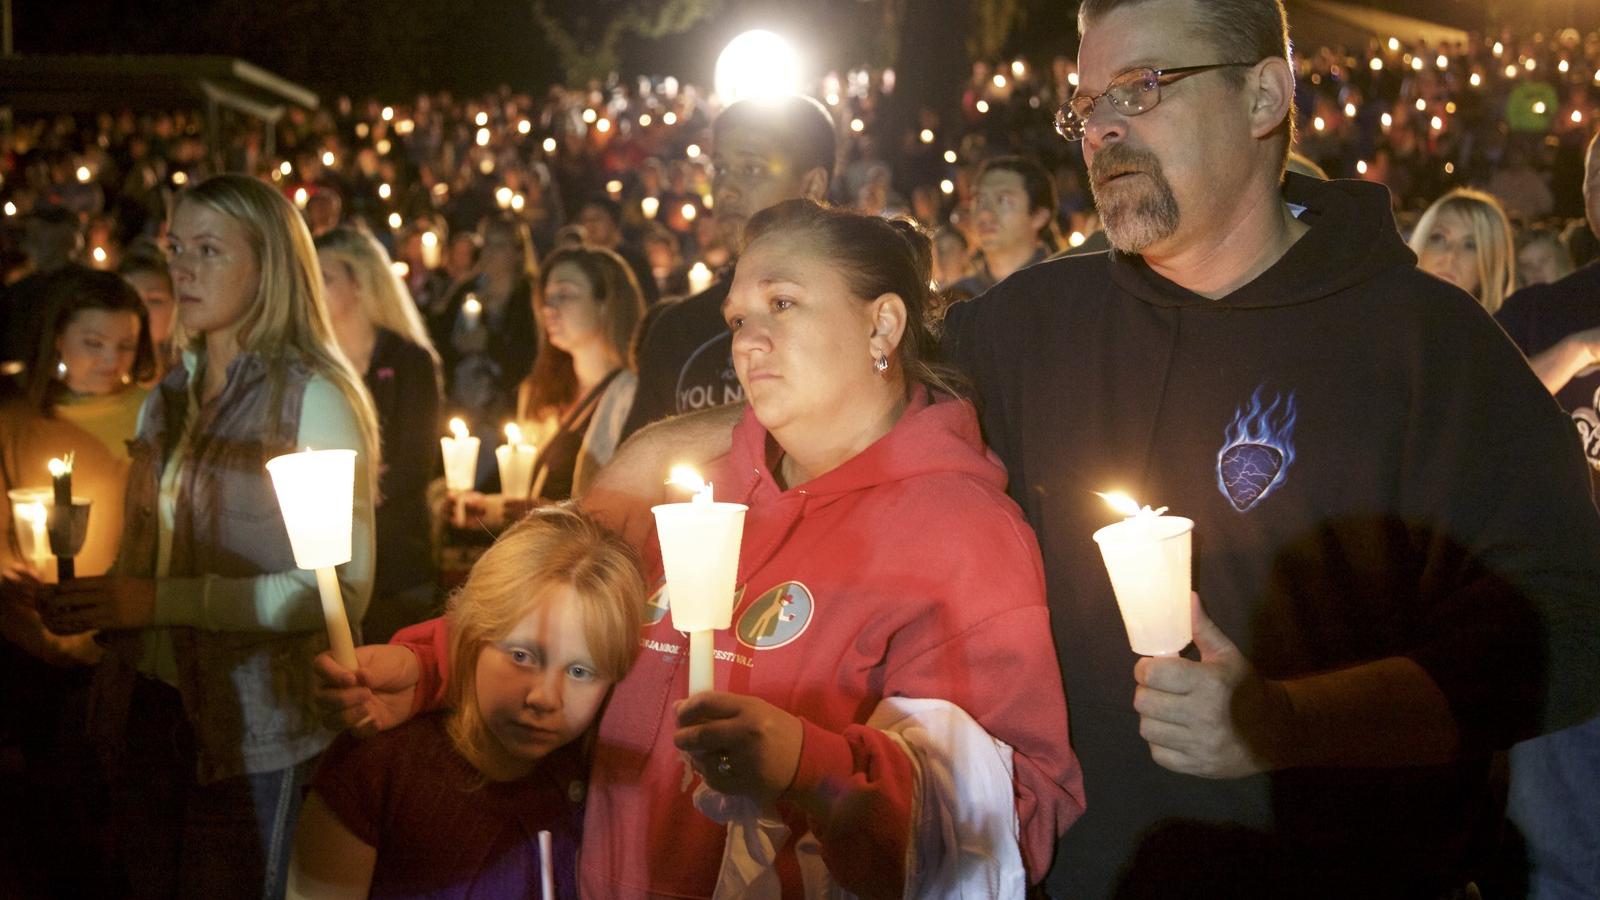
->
[1,1,1599,898]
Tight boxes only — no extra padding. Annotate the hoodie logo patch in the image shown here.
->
[1572,387,1600,472]
[1217,385,1298,513]
[735,581,814,650]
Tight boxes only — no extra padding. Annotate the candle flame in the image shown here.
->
[462,295,483,315]
[1096,491,1141,517]
[666,465,707,493]
[48,453,74,478]
[449,417,470,440]
[504,421,524,445]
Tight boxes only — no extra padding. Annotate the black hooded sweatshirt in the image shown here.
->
[945,174,1600,898]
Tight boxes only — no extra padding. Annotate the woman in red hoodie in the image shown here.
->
[321,200,1085,898]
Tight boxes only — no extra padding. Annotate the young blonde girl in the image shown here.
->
[288,505,643,900]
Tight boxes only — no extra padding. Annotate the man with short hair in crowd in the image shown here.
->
[938,0,1600,894]
[619,95,835,438]
[1493,126,1600,899]
[576,194,659,305]
[947,155,1059,301]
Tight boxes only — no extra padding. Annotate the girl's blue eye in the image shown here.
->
[567,665,596,681]
[508,648,533,665]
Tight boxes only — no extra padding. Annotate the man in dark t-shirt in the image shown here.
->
[619,96,836,440]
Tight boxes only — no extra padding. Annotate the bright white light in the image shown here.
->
[396,119,415,134]
[993,74,1007,88]
[381,106,394,121]
[294,187,309,208]
[1436,55,1448,69]
[1068,231,1086,248]
[91,246,107,264]
[1067,72,1079,87]
[1430,115,1443,130]
[1411,56,1423,71]
[825,93,840,106]
[322,150,336,166]
[641,197,660,219]
[378,183,391,200]
[606,179,623,194]
[1387,37,1399,51]
[391,260,409,277]
[1532,101,1547,115]
[511,194,525,211]
[542,137,557,153]
[939,179,954,195]
[421,232,438,248]
[663,111,678,126]
[432,183,448,197]
[681,203,697,222]
[1445,162,1455,174]
[1524,58,1535,71]
[172,171,188,186]
[582,108,598,124]
[280,161,293,176]
[596,118,612,133]
[1505,64,1518,78]
[639,114,652,127]
[1558,60,1569,74]
[1381,112,1393,128]
[1470,73,1482,87]
[686,143,702,158]
[376,139,392,155]
[2,202,14,216]
[715,30,801,104]
[975,100,990,114]
[1344,103,1357,117]
[1011,60,1025,77]
[518,119,531,134]
[1356,160,1368,175]
[1313,116,1326,131]
[1573,110,1585,124]
[919,129,935,144]
[388,212,402,229]
[76,166,91,183]
[1493,41,1504,56]
[1370,58,1383,72]
[495,186,514,208]
[476,127,490,146]
[850,118,865,132]
[475,111,488,126]
[1415,98,1427,111]
[943,150,957,163]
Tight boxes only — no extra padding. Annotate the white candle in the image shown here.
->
[496,422,537,499]
[7,489,53,573]
[462,294,483,331]
[265,448,360,669]
[538,830,555,900]
[441,417,481,525]
[653,466,746,695]
[420,230,442,270]
[1091,491,1194,657]
[687,262,713,296]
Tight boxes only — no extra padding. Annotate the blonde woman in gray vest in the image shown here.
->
[43,173,380,900]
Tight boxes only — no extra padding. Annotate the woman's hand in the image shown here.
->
[674,691,804,806]
[41,576,156,633]
[312,645,421,738]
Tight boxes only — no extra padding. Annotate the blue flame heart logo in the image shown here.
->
[1216,385,1298,513]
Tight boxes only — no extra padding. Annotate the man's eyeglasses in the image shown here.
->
[1054,62,1258,141]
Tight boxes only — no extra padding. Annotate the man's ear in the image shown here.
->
[1248,57,1295,141]
[800,167,830,202]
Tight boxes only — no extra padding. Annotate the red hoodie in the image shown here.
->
[397,391,1085,897]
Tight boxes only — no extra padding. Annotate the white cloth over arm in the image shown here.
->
[696,696,1025,899]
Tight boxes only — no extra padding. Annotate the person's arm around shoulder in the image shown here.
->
[286,791,377,900]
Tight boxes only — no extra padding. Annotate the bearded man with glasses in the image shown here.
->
[939,0,1600,896]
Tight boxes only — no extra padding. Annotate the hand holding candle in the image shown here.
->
[1092,491,1193,657]
[45,456,90,581]
[266,448,360,670]
[653,466,746,696]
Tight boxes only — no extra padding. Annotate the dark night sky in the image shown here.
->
[10,0,1598,99]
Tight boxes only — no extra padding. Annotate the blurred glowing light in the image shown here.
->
[355,123,369,138]
[1369,58,1383,72]
[1445,102,1457,114]
[1068,231,1086,248]
[1532,101,1547,114]
[76,166,91,183]
[2,202,14,216]
[1470,72,1482,87]
[975,100,990,114]
[496,187,514,208]
[993,74,1007,88]
[421,232,438,248]
[596,118,612,133]
[641,197,660,219]
[639,114,652,126]
[663,111,678,126]
[280,161,293,176]
[91,247,107,264]
[1068,72,1079,86]
[387,212,402,229]
[476,127,490,146]
[1356,160,1368,174]
[1436,55,1448,69]
[322,151,336,166]
[715,30,802,104]
[1344,103,1357,117]
[1572,110,1584,124]
[850,118,865,132]
[391,261,409,278]
[1430,115,1444,130]
[475,111,488,126]
[920,129,935,144]
[1505,64,1518,78]
[478,158,494,175]
[1558,60,1569,74]
[378,183,392,200]
[376,139,392,155]
[1313,116,1326,131]
[686,143,702,158]
[381,106,394,121]
[172,171,188,186]
[943,150,957,163]
[606,180,623,195]
[939,179,954,195]
[1493,41,1504,56]
[1411,56,1423,71]
[582,108,598,124]
[1387,37,1399,51]
[1011,60,1025,78]
[518,119,531,134]
[681,203,697,221]
[1445,162,1455,174]
[825,93,840,106]
[294,187,309,207]
[396,119,415,134]
[1381,112,1393,128]
[1415,98,1427,111]
[542,137,557,153]
[511,194,525,211]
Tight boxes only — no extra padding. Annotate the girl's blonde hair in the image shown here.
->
[172,175,381,479]
[314,225,443,388]
[1408,188,1517,315]
[445,504,644,775]
[518,245,644,421]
